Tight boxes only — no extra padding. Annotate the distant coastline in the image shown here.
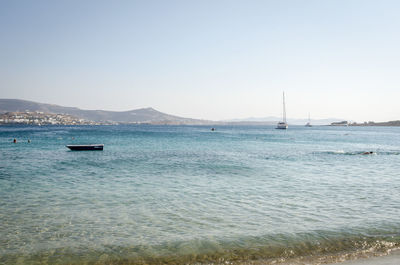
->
[0,99,214,125]
[329,120,400,127]
[2,111,400,127]
[0,112,275,126]
[1,99,399,126]
[350,120,400,126]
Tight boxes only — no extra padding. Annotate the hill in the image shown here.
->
[0,99,212,125]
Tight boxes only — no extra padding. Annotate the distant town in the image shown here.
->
[0,112,108,125]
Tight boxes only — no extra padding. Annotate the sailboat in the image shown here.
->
[305,113,312,127]
[276,92,288,129]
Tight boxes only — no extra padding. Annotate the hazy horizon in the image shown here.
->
[1,0,399,122]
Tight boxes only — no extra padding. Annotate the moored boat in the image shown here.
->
[66,144,104,151]
[305,113,312,127]
[276,92,288,129]
[276,121,288,129]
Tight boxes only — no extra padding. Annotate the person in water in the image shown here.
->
[13,138,17,143]
[362,151,374,155]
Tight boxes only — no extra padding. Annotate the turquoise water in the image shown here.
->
[1,125,400,264]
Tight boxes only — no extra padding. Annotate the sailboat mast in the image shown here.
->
[276,91,288,129]
[283,92,286,123]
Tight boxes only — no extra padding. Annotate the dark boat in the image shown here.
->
[66,144,104,151]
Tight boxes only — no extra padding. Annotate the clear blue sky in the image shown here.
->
[1,0,399,122]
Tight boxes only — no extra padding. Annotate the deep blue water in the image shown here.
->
[1,125,400,264]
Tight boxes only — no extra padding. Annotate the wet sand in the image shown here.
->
[332,250,400,265]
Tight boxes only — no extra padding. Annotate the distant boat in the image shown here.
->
[66,144,104,151]
[305,113,312,127]
[276,92,288,129]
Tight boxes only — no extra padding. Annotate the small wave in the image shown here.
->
[325,150,346,155]
[377,151,400,156]
[321,150,400,156]
[321,150,365,156]
[1,233,400,265]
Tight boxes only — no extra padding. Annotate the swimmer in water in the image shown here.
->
[13,138,17,143]
[362,151,374,155]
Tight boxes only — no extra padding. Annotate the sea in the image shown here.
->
[1,125,400,265]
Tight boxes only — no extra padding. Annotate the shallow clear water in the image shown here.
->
[1,125,400,264]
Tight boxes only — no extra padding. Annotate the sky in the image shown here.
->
[1,0,400,122]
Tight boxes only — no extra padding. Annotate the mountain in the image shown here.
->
[0,99,212,125]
